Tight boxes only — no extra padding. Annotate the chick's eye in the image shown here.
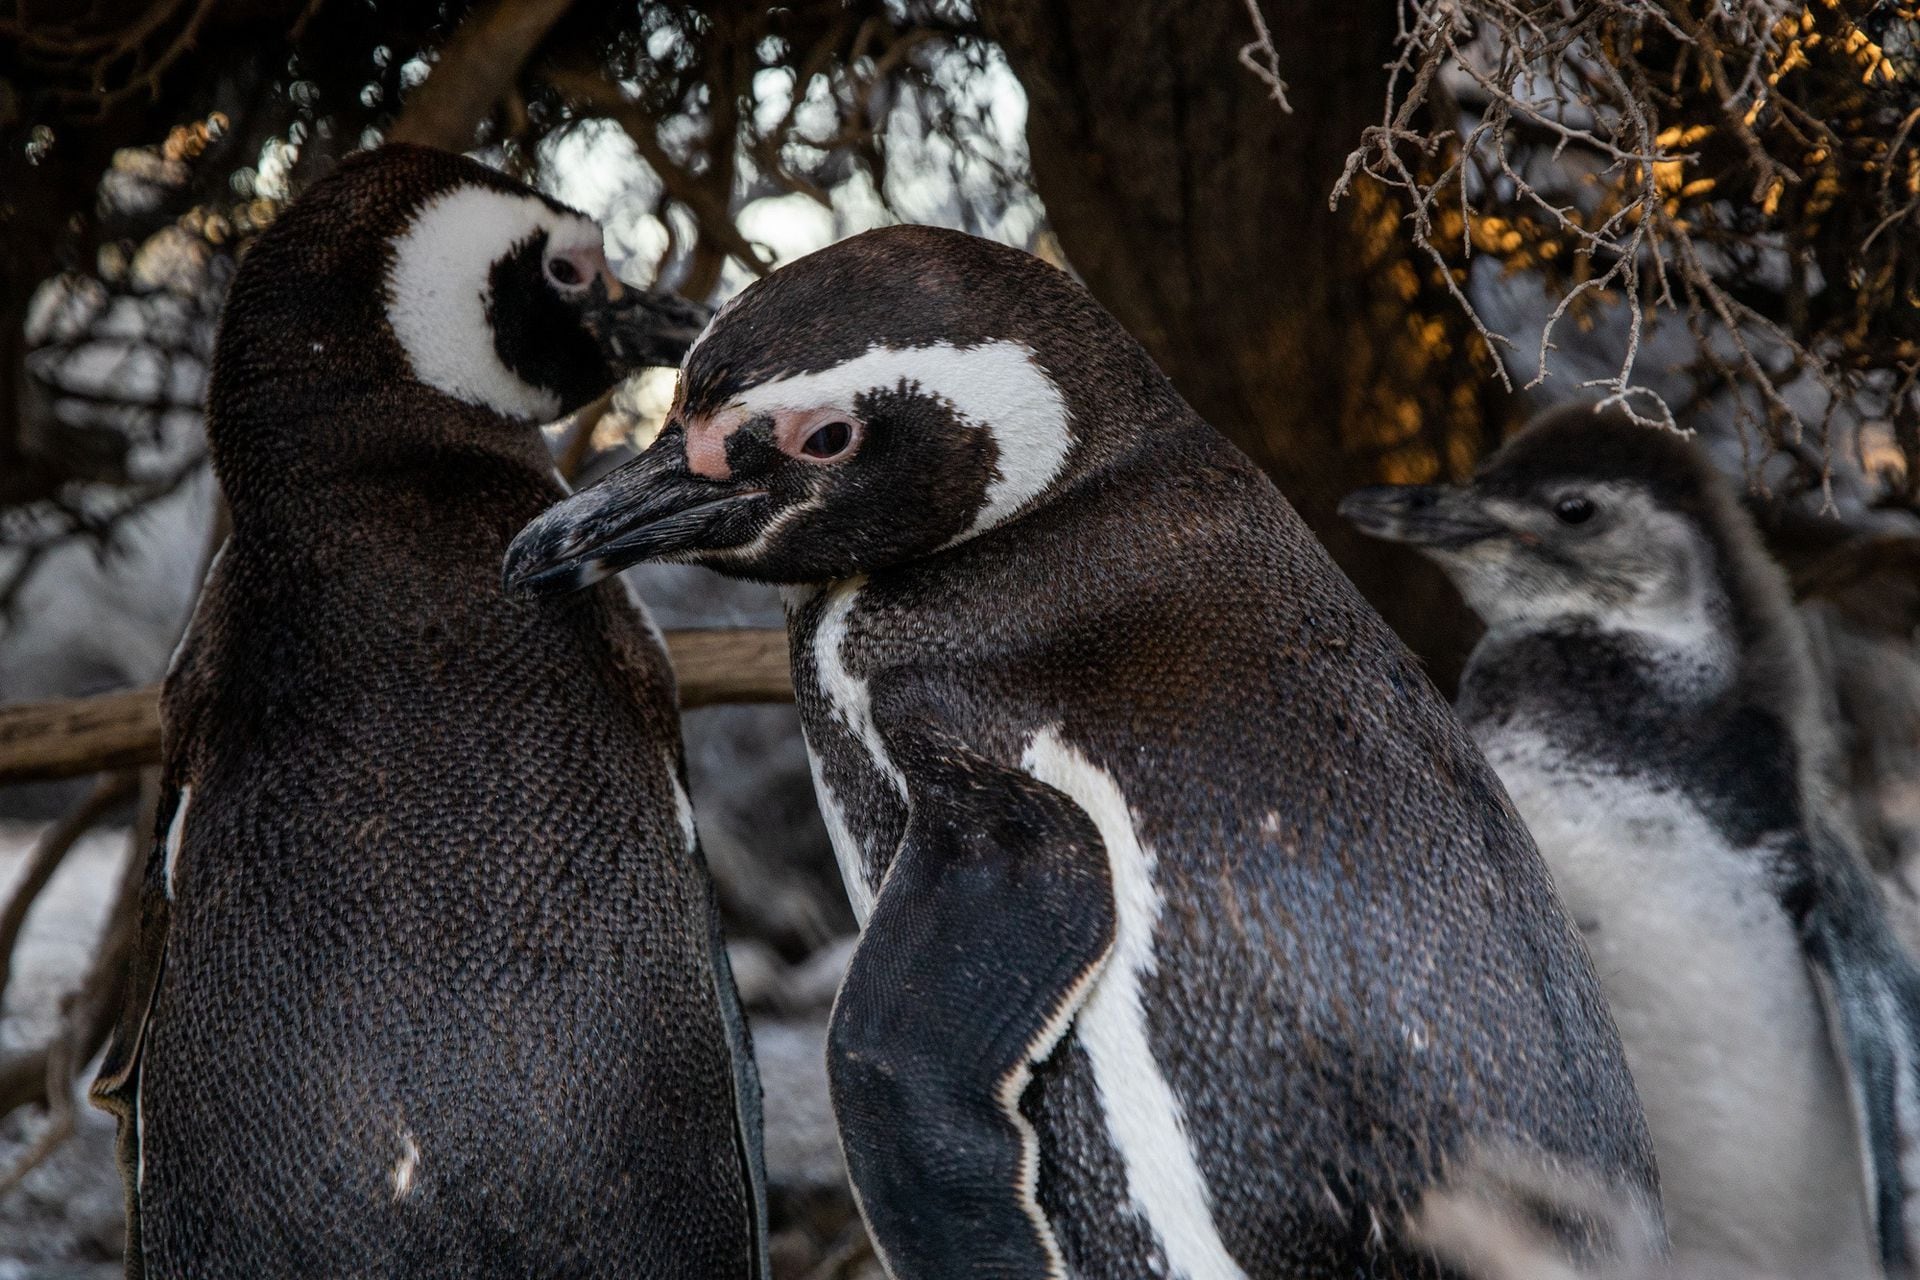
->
[1554,494,1596,525]
[802,420,854,459]
[545,258,582,288]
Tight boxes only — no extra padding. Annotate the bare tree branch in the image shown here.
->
[386,0,577,152]
[1324,0,1920,499]
[1238,0,1293,113]
[0,628,795,785]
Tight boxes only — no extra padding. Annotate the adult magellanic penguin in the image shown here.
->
[1343,405,1920,1277]
[89,144,765,1278]
[505,225,1660,1279]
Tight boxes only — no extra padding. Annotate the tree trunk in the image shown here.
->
[387,0,578,152]
[980,0,1499,687]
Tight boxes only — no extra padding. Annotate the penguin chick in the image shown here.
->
[1343,405,1920,1278]
[90,145,765,1278]
[504,225,1658,1279]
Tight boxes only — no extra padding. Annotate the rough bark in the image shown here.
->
[980,0,1497,685]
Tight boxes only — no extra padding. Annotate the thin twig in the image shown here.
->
[1237,0,1293,113]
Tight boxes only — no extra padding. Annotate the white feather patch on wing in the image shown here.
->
[385,186,601,421]
[806,746,876,924]
[1022,727,1250,1280]
[391,1130,422,1202]
[162,785,191,902]
[671,771,698,851]
[729,340,1073,539]
[990,863,1112,1280]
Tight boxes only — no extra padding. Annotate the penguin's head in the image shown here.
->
[1340,405,1761,645]
[209,144,706,489]
[502,224,1160,592]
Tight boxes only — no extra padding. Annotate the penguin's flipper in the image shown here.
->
[1801,843,1920,1278]
[826,743,1116,1280]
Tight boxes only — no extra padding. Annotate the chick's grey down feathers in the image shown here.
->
[1345,405,1920,1277]
[91,144,766,1278]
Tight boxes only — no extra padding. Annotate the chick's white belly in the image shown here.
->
[1482,731,1870,1276]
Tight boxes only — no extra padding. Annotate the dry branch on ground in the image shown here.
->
[0,627,793,786]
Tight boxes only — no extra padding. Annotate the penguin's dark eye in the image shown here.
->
[1554,494,1596,525]
[545,258,583,289]
[801,421,854,459]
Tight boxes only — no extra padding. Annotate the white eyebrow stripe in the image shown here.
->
[385,185,600,422]
[730,340,1074,537]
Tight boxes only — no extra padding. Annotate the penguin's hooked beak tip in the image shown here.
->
[500,529,608,598]
[1338,484,1506,551]
[573,277,713,377]
[504,437,768,597]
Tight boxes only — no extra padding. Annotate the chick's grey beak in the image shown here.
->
[1338,484,1506,550]
[574,276,712,375]
[504,429,766,596]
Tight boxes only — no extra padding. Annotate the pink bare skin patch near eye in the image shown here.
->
[682,404,864,476]
[684,407,749,479]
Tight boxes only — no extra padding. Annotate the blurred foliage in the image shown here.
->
[1341,159,1503,486]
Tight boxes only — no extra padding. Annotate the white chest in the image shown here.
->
[1482,729,1871,1274]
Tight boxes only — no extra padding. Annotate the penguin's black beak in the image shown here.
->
[573,276,712,375]
[1339,484,1507,550]
[504,427,768,595]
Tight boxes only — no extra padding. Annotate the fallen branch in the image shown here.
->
[0,688,161,786]
[664,627,794,709]
[0,627,793,785]
[0,773,149,1172]
[0,771,138,1009]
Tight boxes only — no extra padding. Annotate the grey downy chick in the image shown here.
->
[1344,404,1920,1278]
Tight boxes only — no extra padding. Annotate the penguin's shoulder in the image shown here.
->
[587,572,679,723]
